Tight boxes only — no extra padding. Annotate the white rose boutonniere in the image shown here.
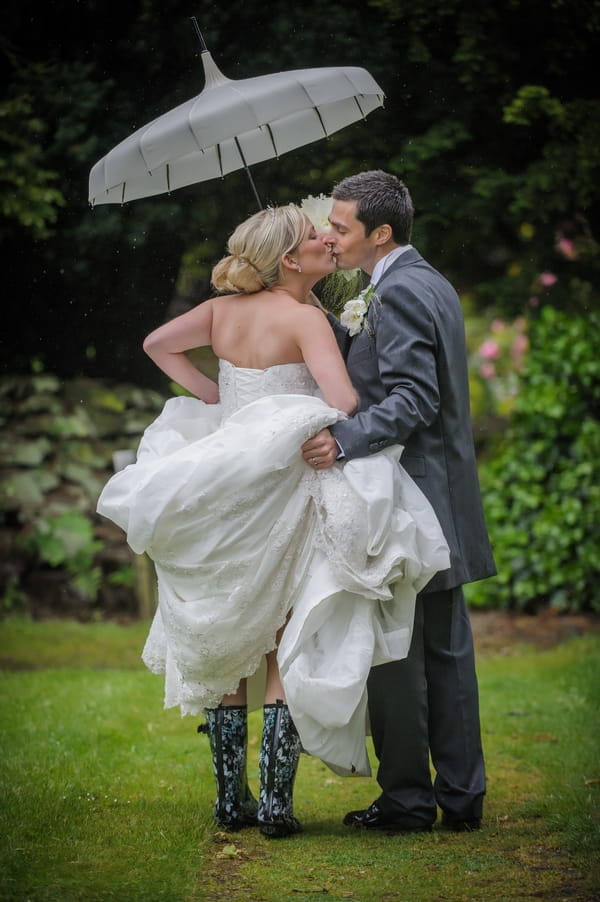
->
[340,284,377,336]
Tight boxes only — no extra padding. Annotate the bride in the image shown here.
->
[97,204,450,838]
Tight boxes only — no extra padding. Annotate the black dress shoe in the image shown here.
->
[441,813,481,832]
[343,801,432,833]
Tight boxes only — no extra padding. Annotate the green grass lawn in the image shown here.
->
[1,616,599,902]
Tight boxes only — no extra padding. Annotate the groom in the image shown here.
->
[302,170,496,833]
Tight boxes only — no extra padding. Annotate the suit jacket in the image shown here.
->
[330,248,496,593]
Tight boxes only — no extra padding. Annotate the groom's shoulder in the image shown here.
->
[379,255,460,312]
[381,252,442,290]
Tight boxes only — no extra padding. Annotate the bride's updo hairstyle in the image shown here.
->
[211,205,307,294]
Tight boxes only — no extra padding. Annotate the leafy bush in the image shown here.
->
[19,511,102,602]
[466,305,600,612]
[0,372,167,618]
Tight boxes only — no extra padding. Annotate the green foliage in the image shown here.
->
[20,511,103,602]
[503,85,567,127]
[503,93,600,225]
[467,304,600,612]
[0,91,65,238]
[0,575,26,616]
[318,269,365,316]
[108,565,136,589]
[0,370,168,619]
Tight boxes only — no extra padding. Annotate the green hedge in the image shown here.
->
[466,305,600,612]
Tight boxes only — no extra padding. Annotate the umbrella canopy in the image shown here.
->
[88,43,384,208]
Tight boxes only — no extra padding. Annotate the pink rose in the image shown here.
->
[480,362,496,380]
[556,238,578,261]
[512,334,529,356]
[539,271,557,287]
[479,339,501,360]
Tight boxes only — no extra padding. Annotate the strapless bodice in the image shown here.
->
[218,359,317,419]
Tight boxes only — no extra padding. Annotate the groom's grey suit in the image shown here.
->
[330,248,496,828]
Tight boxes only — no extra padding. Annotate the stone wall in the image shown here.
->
[0,373,167,620]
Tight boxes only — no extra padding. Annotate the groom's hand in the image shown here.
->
[302,428,339,470]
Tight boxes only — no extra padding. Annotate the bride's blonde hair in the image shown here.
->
[211,205,307,293]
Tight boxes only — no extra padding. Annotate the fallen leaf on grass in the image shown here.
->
[216,843,241,860]
[213,831,235,843]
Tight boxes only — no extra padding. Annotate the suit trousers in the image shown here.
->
[366,586,485,827]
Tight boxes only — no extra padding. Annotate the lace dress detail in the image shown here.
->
[97,360,450,776]
[218,359,317,419]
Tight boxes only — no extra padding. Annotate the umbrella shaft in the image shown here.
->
[233,137,263,210]
[244,168,263,211]
[190,17,208,53]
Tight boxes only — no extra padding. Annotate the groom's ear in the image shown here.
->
[373,224,393,246]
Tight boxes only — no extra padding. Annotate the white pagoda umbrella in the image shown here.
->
[88,22,385,209]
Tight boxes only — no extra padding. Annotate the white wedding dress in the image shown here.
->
[97,360,450,776]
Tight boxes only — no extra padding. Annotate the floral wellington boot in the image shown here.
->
[198,705,258,830]
[258,700,302,838]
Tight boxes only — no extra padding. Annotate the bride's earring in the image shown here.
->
[296,265,302,273]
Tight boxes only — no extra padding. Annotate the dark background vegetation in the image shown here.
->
[1,0,599,616]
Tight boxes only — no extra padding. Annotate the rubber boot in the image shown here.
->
[258,700,302,838]
[198,705,258,830]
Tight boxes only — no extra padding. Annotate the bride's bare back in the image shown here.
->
[143,290,357,415]
[211,290,330,367]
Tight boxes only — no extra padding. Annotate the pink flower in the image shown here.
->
[539,271,557,287]
[511,334,529,370]
[512,334,529,356]
[491,319,506,333]
[479,339,501,360]
[556,238,578,261]
[480,362,496,380]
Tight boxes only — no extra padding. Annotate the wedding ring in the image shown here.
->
[311,458,318,465]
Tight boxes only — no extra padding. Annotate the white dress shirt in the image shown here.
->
[370,244,413,287]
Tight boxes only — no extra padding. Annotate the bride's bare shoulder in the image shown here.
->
[292,301,330,327]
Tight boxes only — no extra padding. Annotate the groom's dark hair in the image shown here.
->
[332,170,414,244]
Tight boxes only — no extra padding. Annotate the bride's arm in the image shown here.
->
[143,301,220,403]
[294,306,358,415]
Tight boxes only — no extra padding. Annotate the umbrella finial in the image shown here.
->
[190,17,232,89]
[190,17,208,53]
